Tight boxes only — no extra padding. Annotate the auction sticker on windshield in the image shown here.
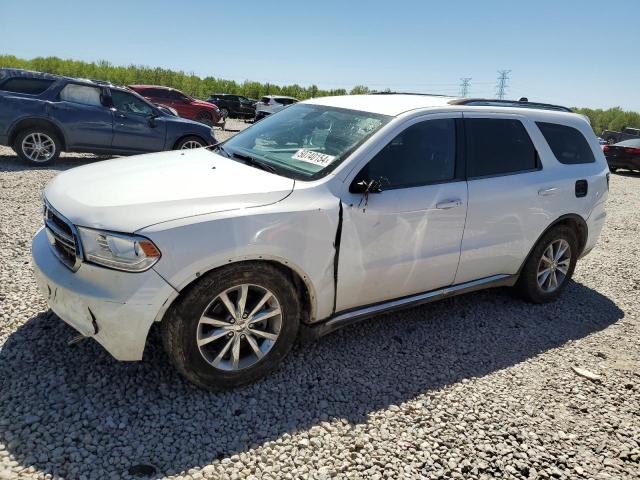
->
[292,149,336,167]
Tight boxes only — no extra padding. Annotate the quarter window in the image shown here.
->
[465,118,537,178]
[0,77,54,95]
[59,84,103,106]
[353,119,456,190]
[536,122,595,164]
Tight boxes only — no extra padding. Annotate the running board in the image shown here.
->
[301,274,517,341]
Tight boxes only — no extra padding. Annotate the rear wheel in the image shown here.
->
[220,108,230,119]
[516,225,578,303]
[14,128,61,165]
[606,136,617,145]
[161,263,300,390]
[195,111,213,126]
[175,136,206,149]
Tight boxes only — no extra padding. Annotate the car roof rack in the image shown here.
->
[369,91,453,98]
[449,98,573,113]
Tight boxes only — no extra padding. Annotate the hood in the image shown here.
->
[192,99,218,109]
[44,149,294,232]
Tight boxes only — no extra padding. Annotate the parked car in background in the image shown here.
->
[129,85,222,127]
[601,126,640,145]
[0,69,216,164]
[255,95,298,121]
[597,136,607,145]
[603,138,640,173]
[206,94,256,119]
[32,94,608,390]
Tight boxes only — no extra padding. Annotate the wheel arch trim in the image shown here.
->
[8,116,68,149]
[154,254,319,324]
[517,213,588,275]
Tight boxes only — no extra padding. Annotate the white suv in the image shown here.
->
[32,94,609,390]
[254,95,298,121]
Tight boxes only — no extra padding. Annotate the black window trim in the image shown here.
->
[464,117,543,181]
[349,116,464,192]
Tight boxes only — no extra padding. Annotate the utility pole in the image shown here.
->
[496,70,511,100]
[459,77,472,97]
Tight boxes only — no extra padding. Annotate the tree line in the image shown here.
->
[2,55,639,135]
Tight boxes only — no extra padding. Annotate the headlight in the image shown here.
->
[77,227,161,272]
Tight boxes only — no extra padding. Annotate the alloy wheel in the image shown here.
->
[537,239,571,293]
[196,284,282,371]
[181,140,203,149]
[22,132,55,162]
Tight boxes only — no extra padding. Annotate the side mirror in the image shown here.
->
[350,178,384,194]
[147,114,158,127]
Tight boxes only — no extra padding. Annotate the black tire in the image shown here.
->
[606,136,617,145]
[14,127,61,165]
[161,263,301,390]
[515,225,579,304]
[609,167,618,173]
[195,111,213,126]
[220,108,230,119]
[175,136,206,150]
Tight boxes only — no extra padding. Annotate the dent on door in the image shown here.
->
[335,182,468,312]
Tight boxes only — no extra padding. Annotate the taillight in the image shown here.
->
[623,147,640,155]
[602,145,610,152]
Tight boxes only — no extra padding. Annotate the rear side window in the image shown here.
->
[465,118,537,178]
[0,77,54,95]
[537,122,595,164]
[59,84,102,106]
[142,88,166,98]
[260,96,270,103]
[354,118,456,189]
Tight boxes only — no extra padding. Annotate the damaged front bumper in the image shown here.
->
[31,227,176,360]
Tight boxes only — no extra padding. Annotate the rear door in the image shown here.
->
[454,114,554,284]
[53,83,113,149]
[109,89,166,152]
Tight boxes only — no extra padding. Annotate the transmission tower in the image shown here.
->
[495,70,511,99]
[459,77,472,97]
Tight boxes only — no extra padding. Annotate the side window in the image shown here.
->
[465,118,537,178]
[536,122,595,164]
[111,90,154,116]
[353,118,456,190]
[59,84,103,106]
[141,88,161,98]
[0,77,54,95]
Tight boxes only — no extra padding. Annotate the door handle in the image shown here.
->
[436,199,463,210]
[538,187,559,196]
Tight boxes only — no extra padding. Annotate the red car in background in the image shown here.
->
[129,85,222,126]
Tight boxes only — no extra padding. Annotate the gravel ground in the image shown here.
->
[0,120,639,480]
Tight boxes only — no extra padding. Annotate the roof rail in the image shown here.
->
[449,98,572,113]
[369,91,453,98]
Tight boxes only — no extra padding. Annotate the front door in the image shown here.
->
[336,114,468,311]
[109,90,166,152]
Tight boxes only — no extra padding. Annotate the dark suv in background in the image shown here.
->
[0,69,216,164]
[205,94,256,119]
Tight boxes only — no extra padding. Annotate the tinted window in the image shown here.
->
[0,77,54,95]
[59,84,103,106]
[141,88,164,98]
[260,96,270,103]
[354,119,456,190]
[536,122,595,165]
[466,118,537,178]
[111,90,154,116]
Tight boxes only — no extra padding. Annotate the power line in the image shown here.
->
[459,77,472,97]
[496,70,511,100]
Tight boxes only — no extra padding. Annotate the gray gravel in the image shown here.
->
[1,119,639,479]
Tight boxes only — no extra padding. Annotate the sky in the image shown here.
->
[1,0,639,110]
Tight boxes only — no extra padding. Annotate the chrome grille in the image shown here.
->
[44,203,81,271]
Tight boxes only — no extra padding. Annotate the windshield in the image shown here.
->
[220,103,391,180]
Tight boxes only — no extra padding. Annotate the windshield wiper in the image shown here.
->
[231,152,277,173]
[212,144,231,158]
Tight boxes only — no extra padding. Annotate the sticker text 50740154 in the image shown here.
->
[292,149,336,167]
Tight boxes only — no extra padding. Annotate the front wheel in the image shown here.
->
[175,136,206,149]
[161,263,300,390]
[14,128,61,165]
[195,111,213,126]
[515,225,578,303]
